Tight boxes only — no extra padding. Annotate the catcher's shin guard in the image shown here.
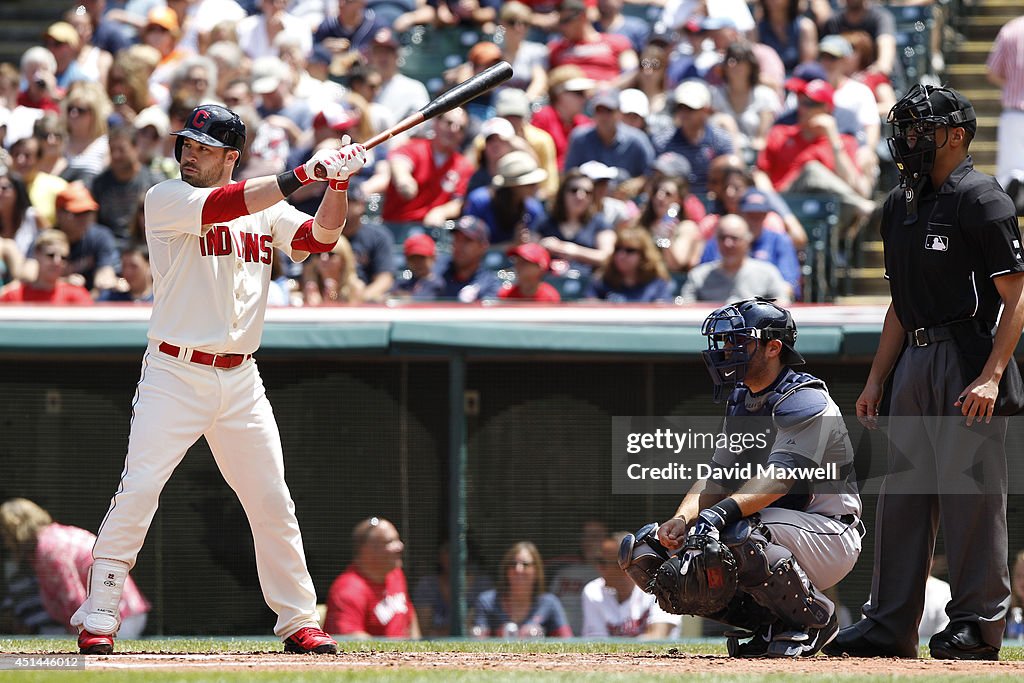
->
[74,559,129,635]
[721,519,833,630]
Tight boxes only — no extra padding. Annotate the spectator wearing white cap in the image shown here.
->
[252,56,313,144]
[490,89,558,198]
[818,34,879,181]
[132,105,176,181]
[579,160,634,230]
[619,88,650,133]
[237,0,313,61]
[466,117,535,195]
[565,88,655,182]
[653,80,734,196]
[464,148,548,245]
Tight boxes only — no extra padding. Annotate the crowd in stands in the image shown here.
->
[0,0,997,305]
[14,504,1022,642]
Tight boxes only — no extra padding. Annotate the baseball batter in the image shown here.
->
[620,299,862,658]
[71,104,365,655]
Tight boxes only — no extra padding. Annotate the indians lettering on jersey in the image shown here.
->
[372,592,409,626]
[198,225,273,264]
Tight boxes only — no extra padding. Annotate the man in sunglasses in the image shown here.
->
[0,229,92,304]
[619,298,861,657]
[827,85,1024,661]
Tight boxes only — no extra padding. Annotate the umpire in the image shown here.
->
[826,84,1024,660]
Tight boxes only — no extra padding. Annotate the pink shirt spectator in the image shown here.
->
[33,523,150,632]
[987,16,1024,111]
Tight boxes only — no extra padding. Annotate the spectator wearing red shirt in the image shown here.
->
[548,0,637,88]
[757,78,875,230]
[16,47,61,113]
[377,108,473,226]
[531,66,594,171]
[500,242,561,301]
[0,229,92,304]
[324,517,421,639]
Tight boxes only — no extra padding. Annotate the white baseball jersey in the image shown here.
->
[144,179,310,354]
[580,577,681,638]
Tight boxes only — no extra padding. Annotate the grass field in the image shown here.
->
[0,638,1021,682]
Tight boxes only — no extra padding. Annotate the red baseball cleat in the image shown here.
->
[78,630,114,655]
[283,626,337,654]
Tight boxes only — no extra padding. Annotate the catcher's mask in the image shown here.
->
[701,298,804,402]
[886,84,975,199]
[618,522,674,592]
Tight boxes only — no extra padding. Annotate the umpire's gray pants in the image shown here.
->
[860,340,1010,653]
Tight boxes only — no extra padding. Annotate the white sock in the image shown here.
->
[82,559,130,635]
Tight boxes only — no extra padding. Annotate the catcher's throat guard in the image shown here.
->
[619,522,675,592]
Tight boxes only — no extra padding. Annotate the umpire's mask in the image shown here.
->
[886,84,976,196]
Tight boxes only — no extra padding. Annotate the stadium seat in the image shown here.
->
[399,26,485,95]
[544,273,586,301]
[782,193,840,303]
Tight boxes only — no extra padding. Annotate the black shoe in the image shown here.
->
[767,613,839,658]
[726,623,775,659]
[929,621,999,661]
[822,621,915,658]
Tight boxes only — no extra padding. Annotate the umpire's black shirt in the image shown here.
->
[881,155,1024,331]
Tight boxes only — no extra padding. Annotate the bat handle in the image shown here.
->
[313,162,329,179]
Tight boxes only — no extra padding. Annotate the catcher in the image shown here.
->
[620,299,862,657]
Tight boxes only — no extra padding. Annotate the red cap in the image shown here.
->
[57,181,99,213]
[313,102,361,132]
[800,79,835,108]
[404,233,436,257]
[507,242,551,270]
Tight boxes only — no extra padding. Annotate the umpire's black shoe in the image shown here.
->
[929,621,999,661]
[822,622,915,658]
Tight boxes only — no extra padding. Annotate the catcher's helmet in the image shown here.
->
[171,104,246,166]
[701,298,804,401]
[886,84,975,185]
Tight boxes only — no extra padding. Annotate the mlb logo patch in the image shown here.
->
[925,235,948,251]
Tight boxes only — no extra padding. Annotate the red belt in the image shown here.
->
[158,342,252,369]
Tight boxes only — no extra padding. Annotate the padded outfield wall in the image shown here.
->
[1,304,1022,635]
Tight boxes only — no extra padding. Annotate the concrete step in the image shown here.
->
[834,295,891,306]
[946,64,993,76]
[964,2,1024,17]
[955,14,1020,40]
[859,241,885,269]
[846,270,891,296]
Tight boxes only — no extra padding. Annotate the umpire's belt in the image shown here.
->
[158,342,252,369]
[907,319,978,348]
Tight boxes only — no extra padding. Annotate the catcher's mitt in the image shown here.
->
[652,532,738,616]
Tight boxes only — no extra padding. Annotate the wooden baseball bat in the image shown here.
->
[314,61,514,177]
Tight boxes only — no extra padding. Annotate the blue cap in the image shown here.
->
[739,190,771,214]
[451,215,489,243]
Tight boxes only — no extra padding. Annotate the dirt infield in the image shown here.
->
[82,650,1024,676]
